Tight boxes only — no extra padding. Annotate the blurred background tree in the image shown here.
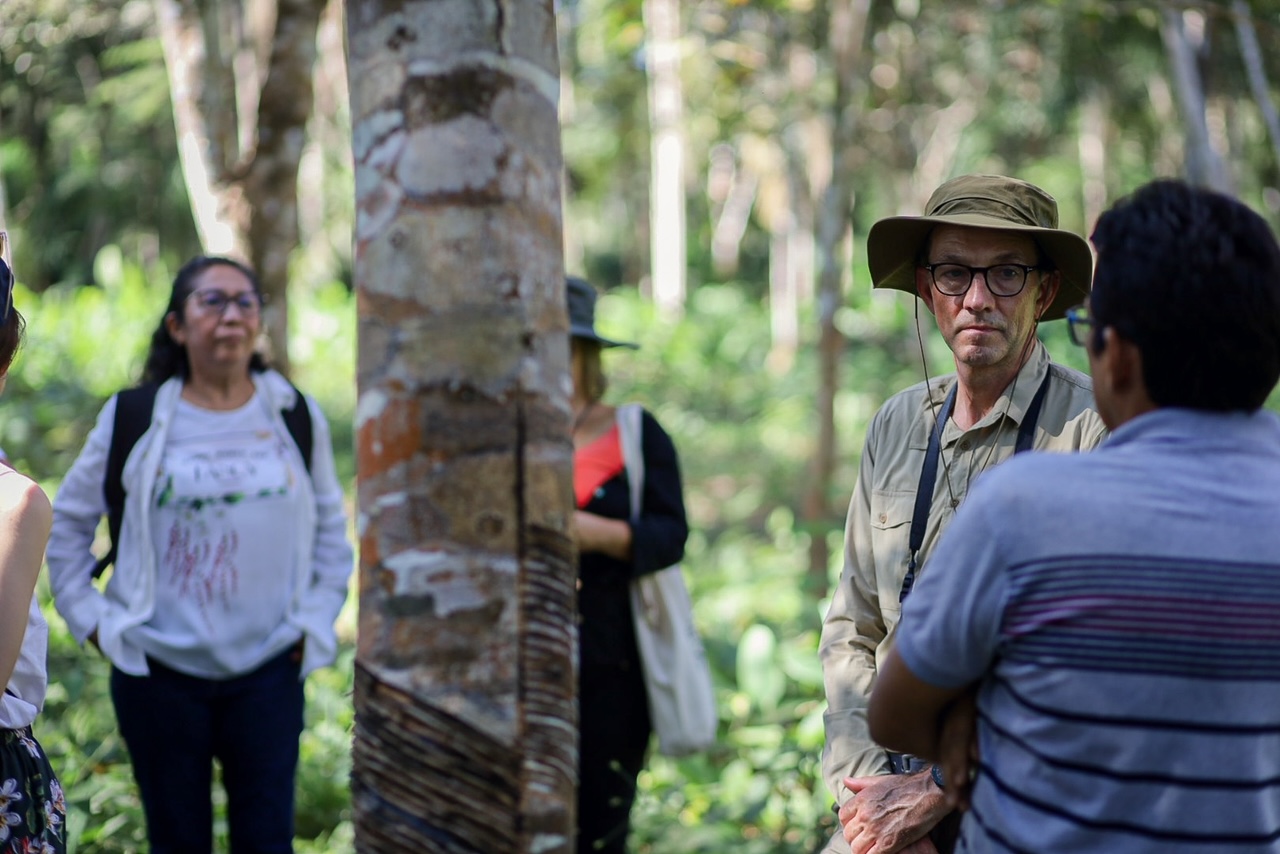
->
[3,0,1280,851]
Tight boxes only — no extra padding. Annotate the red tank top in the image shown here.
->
[574,423,623,508]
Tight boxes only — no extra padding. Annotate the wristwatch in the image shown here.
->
[930,764,946,790]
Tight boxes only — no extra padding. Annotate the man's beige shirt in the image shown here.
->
[819,342,1107,802]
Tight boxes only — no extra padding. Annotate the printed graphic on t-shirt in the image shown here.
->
[154,423,296,627]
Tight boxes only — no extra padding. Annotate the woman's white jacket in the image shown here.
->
[46,371,353,678]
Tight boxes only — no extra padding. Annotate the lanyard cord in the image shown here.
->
[898,372,1051,603]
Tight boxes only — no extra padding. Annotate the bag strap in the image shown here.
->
[898,373,1051,602]
[95,378,314,579]
[283,388,314,473]
[1014,372,1051,454]
[96,384,159,579]
[617,403,644,524]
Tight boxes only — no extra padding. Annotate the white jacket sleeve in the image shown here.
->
[47,396,116,645]
[295,396,353,673]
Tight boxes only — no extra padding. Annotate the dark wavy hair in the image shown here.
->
[0,307,27,378]
[1090,180,1280,412]
[0,259,22,376]
[141,255,270,384]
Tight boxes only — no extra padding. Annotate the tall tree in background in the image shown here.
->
[1231,0,1280,174]
[154,0,325,372]
[1161,5,1232,192]
[804,0,870,596]
[346,0,576,850]
[644,0,687,313]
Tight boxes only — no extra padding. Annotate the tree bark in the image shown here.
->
[805,0,870,597]
[347,0,575,850]
[708,144,757,278]
[243,0,325,374]
[643,0,687,314]
[1231,0,1280,175]
[153,0,249,257]
[153,0,322,374]
[1161,6,1232,192]
[1078,87,1108,232]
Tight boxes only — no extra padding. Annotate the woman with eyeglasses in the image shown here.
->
[46,255,353,853]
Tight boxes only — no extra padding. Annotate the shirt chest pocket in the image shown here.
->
[870,490,915,532]
[869,490,915,621]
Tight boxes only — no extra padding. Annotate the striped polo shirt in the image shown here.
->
[896,407,1280,853]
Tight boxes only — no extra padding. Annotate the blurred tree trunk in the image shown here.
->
[643,0,687,314]
[1231,0,1280,174]
[767,129,817,371]
[153,0,324,374]
[1160,5,1231,192]
[805,0,870,597]
[1078,87,1108,231]
[707,144,757,278]
[346,0,575,850]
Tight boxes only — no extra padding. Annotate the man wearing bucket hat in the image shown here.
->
[870,180,1280,852]
[819,175,1107,854]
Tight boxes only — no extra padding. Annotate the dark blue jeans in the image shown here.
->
[110,647,305,854]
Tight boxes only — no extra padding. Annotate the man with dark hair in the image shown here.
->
[868,179,1280,852]
[820,175,1106,853]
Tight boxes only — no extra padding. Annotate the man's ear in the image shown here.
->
[915,267,937,316]
[1097,327,1142,392]
[1035,271,1061,321]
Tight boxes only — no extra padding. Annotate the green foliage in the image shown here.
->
[18,257,877,852]
[20,244,1272,852]
[10,247,357,852]
[0,0,199,290]
[598,285,852,852]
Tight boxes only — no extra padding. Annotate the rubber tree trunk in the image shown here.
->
[1161,6,1232,192]
[1231,0,1280,175]
[805,0,870,599]
[346,0,576,850]
[153,0,323,375]
[643,0,687,314]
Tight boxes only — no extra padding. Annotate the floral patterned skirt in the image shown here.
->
[0,727,65,853]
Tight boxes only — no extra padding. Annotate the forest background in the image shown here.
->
[3,0,1280,851]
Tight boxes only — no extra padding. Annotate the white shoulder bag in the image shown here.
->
[617,403,717,756]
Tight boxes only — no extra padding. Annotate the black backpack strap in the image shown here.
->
[95,384,160,578]
[897,372,1051,603]
[94,379,314,579]
[282,383,313,474]
[1014,374,1051,454]
[899,384,956,603]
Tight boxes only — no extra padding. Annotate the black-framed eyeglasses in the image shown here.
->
[923,263,1041,297]
[187,288,262,316]
[1065,303,1092,347]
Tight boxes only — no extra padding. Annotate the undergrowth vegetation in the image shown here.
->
[4,250,1097,852]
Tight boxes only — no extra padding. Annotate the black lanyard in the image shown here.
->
[898,373,1051,603]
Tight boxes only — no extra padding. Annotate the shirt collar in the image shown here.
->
[925,340,1050,433]
[986,340,1051,429]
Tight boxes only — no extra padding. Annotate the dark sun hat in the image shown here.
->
[566,276,639,349]
[867,174,1093,321]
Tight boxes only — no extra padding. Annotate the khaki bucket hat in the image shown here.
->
[866,174,1093,321]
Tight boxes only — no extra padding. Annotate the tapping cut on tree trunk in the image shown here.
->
[346,0,576,850]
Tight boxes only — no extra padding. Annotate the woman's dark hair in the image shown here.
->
[571,337,608,403]
[1090,180,1280,411]
[0,307,27,377]
[141,255,270,384]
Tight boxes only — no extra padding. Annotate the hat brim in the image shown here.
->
[867,213,1093,321]
[571,324,639,349]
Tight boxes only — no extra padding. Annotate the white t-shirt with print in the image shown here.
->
[132,394,304,678]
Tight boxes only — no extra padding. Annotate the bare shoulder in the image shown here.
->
[0,469,52,530]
